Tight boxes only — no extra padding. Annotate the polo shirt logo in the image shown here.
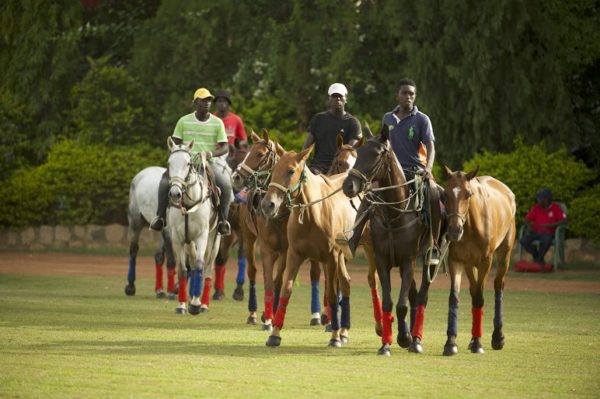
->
[408,126,415,140]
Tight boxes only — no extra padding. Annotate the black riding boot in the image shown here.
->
[217,201,231,236]
[150,173,170,231]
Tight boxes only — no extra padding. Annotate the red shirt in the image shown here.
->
[214,112,247,145]
[526,202,566,234]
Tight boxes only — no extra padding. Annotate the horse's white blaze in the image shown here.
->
[452,187,461,199]
[346,154,357,169]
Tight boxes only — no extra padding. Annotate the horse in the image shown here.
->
[260,145,358,347]
[166,137,221,315]
[212,139,250,302]
[342,128,435,356]
[440,165,516,355]
[125,166,177,300]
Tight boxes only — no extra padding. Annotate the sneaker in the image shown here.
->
[218,220,231,236]
[149,217,165,232]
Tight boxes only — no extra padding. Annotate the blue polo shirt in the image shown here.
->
[382,105,434,169]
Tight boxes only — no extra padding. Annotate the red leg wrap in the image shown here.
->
[201,277,212,305]
[472,307,483,338]
[273,297,290,329]
[264,290,274,320]
[155,263,163,291]
[214,264,226,290]
[167,268,176,292]
[412,305,426,340]
[371,288,382,322]
[177,276,187,303]
[382,311,395,345]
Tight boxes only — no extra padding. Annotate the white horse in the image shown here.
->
[125,166,177,299]
[166,137,221,314]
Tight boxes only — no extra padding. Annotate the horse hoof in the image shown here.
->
[212,289,225,301]
[188,304,201,315]
[232,286,244,301]
[266,335,281,347]
[167,292,177,300]
[324,324,333,333]
[396,333,412,348]
[443,343,458,356]
[262,324,273,332]
[408,338,423,354]
[124,284,136,296]
[175,307,187,315]
[247,316,257,325]
[328,339,342,348]
[310,317,321,326]
[468,339,485,354]
[377,344,391,356]
[340,335,349,345]
[155,290,166,299]
[491,331,505,350]
[320,314,329,325]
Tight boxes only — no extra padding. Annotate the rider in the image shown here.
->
[150,88,233,236]
[303,83,362,173]
[340,78,443,266]
[213,89,248,156]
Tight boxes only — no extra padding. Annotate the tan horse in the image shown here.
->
[261,145,358,347]
[441,165,516,355]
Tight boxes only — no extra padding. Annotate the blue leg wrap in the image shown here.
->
[248,282,257,312]
[447,294,459,337]
[340,296,351,329]
[236,257,246,285]
[330,300,340,331]
[311,280,320,314]
[127,256,136,284]
[494,291,503,330]
[190,269,203,298]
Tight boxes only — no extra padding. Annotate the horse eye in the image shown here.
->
[287,169,295,175]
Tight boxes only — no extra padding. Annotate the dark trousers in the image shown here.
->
[520,231,553,264]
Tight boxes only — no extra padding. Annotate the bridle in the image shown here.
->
[168,148,207,212]
[235,140,279,190]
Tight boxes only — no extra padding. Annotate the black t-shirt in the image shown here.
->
[308,111,362,173]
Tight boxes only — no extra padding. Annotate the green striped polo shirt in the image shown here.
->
[172,112,228,154]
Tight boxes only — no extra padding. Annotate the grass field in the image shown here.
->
[1,271,599,398]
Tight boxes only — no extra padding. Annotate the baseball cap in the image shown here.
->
[193,88,214,101]
[214,90,232,105]
[536,188,553,201]
[328,83,348,98]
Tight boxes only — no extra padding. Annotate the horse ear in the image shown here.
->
[262,128,270,144]
[380,124,390,142]
[167,136,174,150]
[355,135,365,148]
[297,144,313,163]
[441,164,453,179]
[363,121,374,138]
[275,141,286,156]
[336,131,344,149]
[251,129,261,143]
[465,165,480,180]
[233,137,240,149]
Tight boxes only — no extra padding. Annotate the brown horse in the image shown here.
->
[261,145,360,347]
[440,165,516,355]
[342,128,436,356]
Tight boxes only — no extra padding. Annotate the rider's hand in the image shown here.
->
[203,151,213,160]
[424,166,433,179]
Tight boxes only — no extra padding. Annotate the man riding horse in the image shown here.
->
[150,88,233,236]
[340,78,443,266]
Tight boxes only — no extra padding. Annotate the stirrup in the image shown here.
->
[426,247,440,266]
[149,216,165,232]
[218,220,231,236]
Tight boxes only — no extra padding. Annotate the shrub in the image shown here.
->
[0,140,165,227]
[569,184,600,243]
[461,138,596,226]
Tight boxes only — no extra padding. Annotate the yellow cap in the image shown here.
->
[193,88,214,101]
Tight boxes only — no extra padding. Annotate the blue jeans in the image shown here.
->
[520,231,553,264]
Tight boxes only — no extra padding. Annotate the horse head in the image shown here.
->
[166,137,200,206]
[260,145,311,218]
[441,164,480,241]
[226,137,249,171]
[327,131,364,175]
[342,127,393,198]
[231,128,284,191]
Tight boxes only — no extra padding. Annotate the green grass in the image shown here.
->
[1,273,599,398]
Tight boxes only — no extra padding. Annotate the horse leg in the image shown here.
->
[154,240,166,299]
[375,252,393,356]
[492,244,511,350]
[466,263,490,353]
[337,253,352,346]
[260,244,277,331]
[212,234,231,301]
[187,243,204,316]
[443,263,462,356]
[175,249,188,314]
[324,257,343,347]
[364,242,382,336]
[309,260,322,326]
[163,232,177,300]
[233,235,246,301]
[396,260,414,350]
[125,216,142,296]
[409,257,434,353]
[266,248,304,347]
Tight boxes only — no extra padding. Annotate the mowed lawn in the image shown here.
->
[1,270,599,398]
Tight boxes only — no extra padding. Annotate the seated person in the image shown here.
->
[520,188,567,266]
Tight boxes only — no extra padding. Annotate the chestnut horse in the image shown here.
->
[342,129,435,356]
[261,145,359,347]
[440,165,516,355]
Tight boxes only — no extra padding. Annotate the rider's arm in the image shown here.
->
[212,142,228,158]
[424,141,435,177]
[303,133,315,150]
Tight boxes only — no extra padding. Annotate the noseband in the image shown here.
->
[235,141,278,189]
